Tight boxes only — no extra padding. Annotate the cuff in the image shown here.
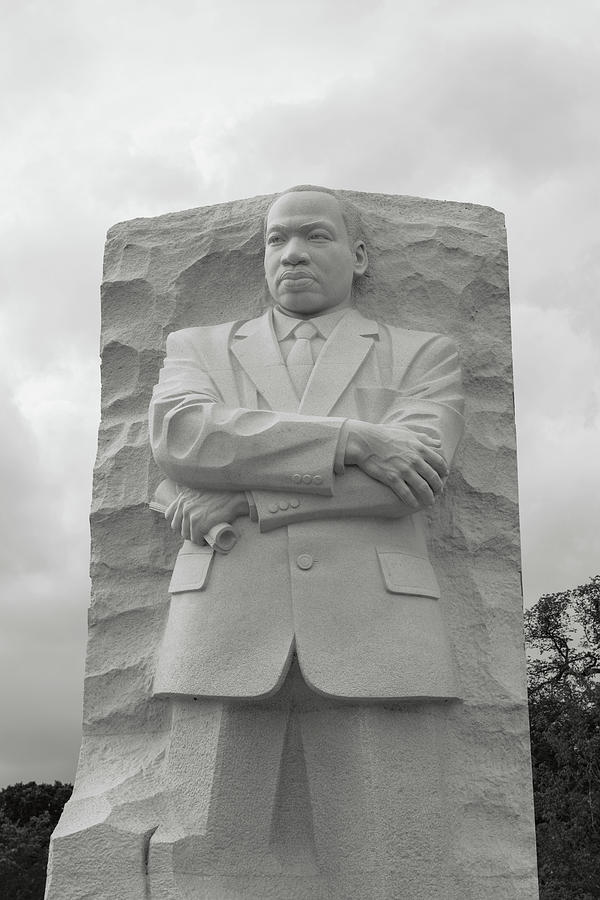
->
[245,491,258,522]
[334,419,350,475]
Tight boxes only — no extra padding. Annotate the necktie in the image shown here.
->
[286,321,318,398]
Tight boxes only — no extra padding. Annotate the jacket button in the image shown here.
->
[302,474,312,483]
[297,554,314,570]
[290,498,300,508]
[293,474,302,483]
[268,503,278,513]
[278,500,289,510]
[313,474,322,484]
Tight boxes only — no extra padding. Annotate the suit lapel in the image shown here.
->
[231,310,299,413]
[300,309,379,416]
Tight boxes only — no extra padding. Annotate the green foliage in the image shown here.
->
[0,781,72,900]
[525,575,600,899]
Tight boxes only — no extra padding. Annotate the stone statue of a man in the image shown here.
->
[146,185,465,897]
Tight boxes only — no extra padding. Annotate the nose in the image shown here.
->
[281,236,309,265]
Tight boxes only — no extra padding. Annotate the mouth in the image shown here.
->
[278,269,316,285]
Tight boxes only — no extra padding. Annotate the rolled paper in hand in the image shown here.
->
[204,522,237,553]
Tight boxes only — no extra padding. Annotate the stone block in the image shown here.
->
[46,190,538,899]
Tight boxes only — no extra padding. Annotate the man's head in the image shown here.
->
[264,186,368,317]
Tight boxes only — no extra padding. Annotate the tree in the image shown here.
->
[525,575,600,899]
[0,781,72,900]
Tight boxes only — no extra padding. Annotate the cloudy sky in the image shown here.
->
[1,0,599,788]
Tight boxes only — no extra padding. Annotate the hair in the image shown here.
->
[264,184,365,246]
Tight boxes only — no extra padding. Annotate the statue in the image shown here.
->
[146,185,464,896]
[45,187,540,900]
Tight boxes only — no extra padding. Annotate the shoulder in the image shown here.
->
[164,317,259,355]
[165,321,233,350]
[380,321,459,359]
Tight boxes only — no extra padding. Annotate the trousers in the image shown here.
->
[148,655,453,899]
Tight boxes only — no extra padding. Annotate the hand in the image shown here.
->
[165,488,250,545]
[344,420,449,509]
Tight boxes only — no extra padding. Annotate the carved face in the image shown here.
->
[264,191,368,316]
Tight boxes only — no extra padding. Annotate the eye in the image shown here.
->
[267,233,284,246]
[308,231,331,241]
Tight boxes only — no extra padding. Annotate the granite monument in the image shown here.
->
[45,187,539,899]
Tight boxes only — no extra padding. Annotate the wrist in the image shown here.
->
[344,419,370,465]
[334,421,350,475]
[233,493,250,518]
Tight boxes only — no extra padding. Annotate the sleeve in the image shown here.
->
[251,468,412,532]
[149,329,347,494]
[250,332,465,530]
[385,332,465,464]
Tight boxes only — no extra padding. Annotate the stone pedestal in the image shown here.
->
[45,191,539,899]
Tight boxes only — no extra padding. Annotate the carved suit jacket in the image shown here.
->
[149,306,465,701]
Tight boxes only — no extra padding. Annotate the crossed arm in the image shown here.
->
[161,422,449,542]
[149,328,464,544]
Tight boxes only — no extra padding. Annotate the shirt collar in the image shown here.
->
[272,304,352,341]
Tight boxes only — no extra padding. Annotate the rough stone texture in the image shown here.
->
[46,191,539,899]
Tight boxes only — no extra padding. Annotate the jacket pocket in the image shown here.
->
[376,549,441,599]
[168,542,214,593]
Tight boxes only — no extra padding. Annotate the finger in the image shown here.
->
[169,503,183,534]
[412,431,442,447]
[165,498,178,519]
[360,458,417,507]
[411,458,444,494]
[180,513,191,541]
[403,470,435,507]
[369,463,420,507]
[189,511,206,545]
[421,446,449,477]
[386,475,421,508]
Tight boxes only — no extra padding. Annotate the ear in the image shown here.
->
[352,240,368,277]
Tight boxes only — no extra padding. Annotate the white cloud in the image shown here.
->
[512,304,600,603]
[1,0,599,786]
[0,373,88,787]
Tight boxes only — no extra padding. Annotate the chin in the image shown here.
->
[278,294,336,316]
